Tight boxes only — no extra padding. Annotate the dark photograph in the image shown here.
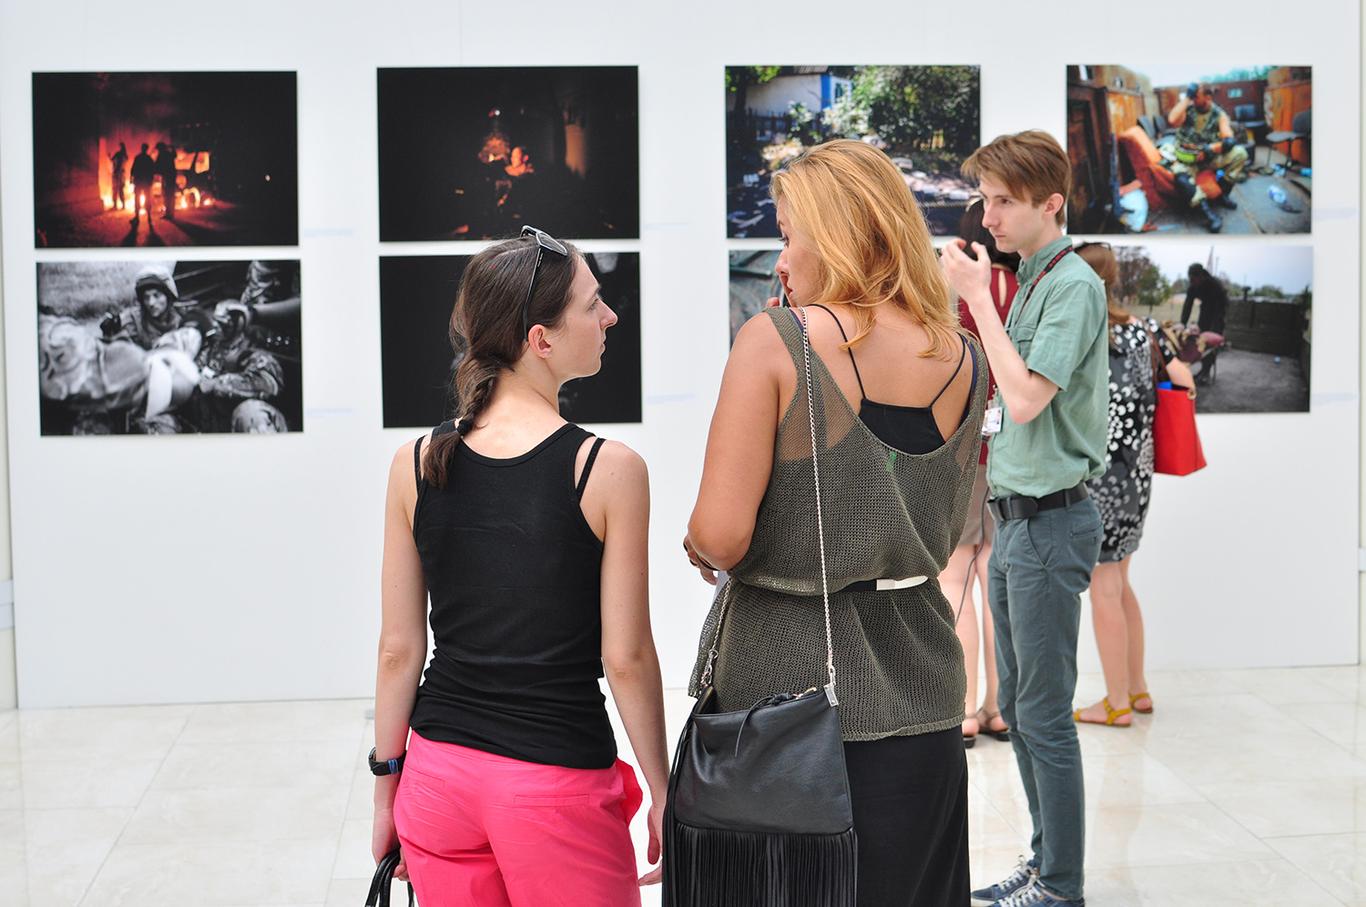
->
[377,67,639,242]
[1102,242,1311,413]
[1067,65,1312,234]
[726,65,980,237]
[379,252,641,428]
[38,260,302,435]
[728,249,782,344]
[32,72,298,248]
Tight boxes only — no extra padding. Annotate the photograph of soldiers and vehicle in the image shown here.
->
[1067,65,1312,235]
[377,66,640,242]
[1100,243,1311,413]
[725,65,980,237]
[729,244,1310,414]
[37,260,303,435]
[378,252,641,429]
[32,72,298,248]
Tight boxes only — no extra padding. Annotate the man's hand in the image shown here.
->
[940,239,993,312]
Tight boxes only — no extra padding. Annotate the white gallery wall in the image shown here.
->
[0,0,1358,707]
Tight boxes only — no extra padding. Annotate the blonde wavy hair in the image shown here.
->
[770,139,959,358]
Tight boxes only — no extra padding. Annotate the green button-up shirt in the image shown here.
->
[987,236,1109,499]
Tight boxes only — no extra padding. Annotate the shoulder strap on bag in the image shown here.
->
[698,308,839,705]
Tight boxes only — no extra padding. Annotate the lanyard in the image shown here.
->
[1012,246,1074,322]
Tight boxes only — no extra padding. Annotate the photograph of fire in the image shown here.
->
[725,65,980,237]
[378,252,641,428]
[1067,65,1312,235]
[38,260,303,435]
[1093,242,1311,413]
[377,67,640,242]
[31,72,298,249]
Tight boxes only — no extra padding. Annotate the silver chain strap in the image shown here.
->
[799,307,839,705]
[697,308,840,705]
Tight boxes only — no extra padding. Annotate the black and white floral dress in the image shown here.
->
[1088,318,1177,563]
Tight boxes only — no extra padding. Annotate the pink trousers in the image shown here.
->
[393,731,643,907]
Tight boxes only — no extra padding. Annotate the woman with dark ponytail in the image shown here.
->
[371,227,669,905]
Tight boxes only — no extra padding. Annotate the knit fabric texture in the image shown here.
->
[689,307,988,741]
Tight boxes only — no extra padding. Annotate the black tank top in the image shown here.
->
[408,421,616,769]
[809,305,972,455]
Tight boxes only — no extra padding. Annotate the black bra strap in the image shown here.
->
[413,435,425,492]
[576,437,607,500]
[810,304,867,400]
[929,335,969,406]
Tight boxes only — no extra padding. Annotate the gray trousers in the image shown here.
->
[988,497,1102,901]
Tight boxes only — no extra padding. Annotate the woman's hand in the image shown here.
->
[682,534,718,585]
[638,798,666,885]
[371,804,409,882]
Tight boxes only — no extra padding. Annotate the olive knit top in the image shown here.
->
[689,307,988,741]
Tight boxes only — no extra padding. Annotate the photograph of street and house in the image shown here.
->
[1104,242,1311,413]
[725,65,980,237]
[1067,65,1312,235]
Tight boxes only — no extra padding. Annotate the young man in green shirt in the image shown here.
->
[942,130,1108,907]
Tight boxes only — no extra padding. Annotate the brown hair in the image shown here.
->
[1074,241,1128,331]
[423,234,581,489]
[769,139,960,358]
[961,130,1070,226]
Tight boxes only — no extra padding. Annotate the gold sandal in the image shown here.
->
[1130,692,1154,714]
[1073,697,1132,727]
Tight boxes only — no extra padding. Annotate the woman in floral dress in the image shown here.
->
[1072,243,1194,727]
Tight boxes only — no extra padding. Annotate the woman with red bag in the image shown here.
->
[1071,243,1193,728]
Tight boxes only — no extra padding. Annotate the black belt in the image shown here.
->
[989,482,1089,522]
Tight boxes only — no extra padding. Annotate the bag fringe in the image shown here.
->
[663,820,857,907]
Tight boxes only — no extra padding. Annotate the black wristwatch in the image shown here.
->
[368,746,406,777]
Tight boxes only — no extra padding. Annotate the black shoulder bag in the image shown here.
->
[663,306,857,906]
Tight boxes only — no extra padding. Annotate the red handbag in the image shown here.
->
[1146,330,1206,476]
[1153,385,1206,475]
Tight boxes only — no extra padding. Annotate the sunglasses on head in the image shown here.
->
[519,225,569,339]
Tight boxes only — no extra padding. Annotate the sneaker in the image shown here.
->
[971,855,1037,906]
[995,878,1085,907]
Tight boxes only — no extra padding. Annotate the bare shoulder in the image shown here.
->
[733,308,788,356]
[388,432,434,496]
[591,439,648,484]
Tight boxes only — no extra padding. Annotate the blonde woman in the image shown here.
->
[683,140,987,906]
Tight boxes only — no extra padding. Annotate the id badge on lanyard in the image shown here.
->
[983,399,1003,436]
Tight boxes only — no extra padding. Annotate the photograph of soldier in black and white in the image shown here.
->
[726,66,980,237]
[1103,243,1311,413]
[1067,65,1312,234]
[728,248,782,344]
[38,260,303,434]
[379,252,640,428]
[377,67,639,241]
[32,72,298,248]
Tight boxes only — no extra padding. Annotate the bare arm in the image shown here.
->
[1168,95,1192,127]
[1218,112,1235,141]
[371,440,429,870]
[1165,357,1195,390]
[941,241,1060,424]
[686,314,783,571]
[594,443,669,884]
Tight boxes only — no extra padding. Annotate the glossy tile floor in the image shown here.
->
[4,665,1366,905]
